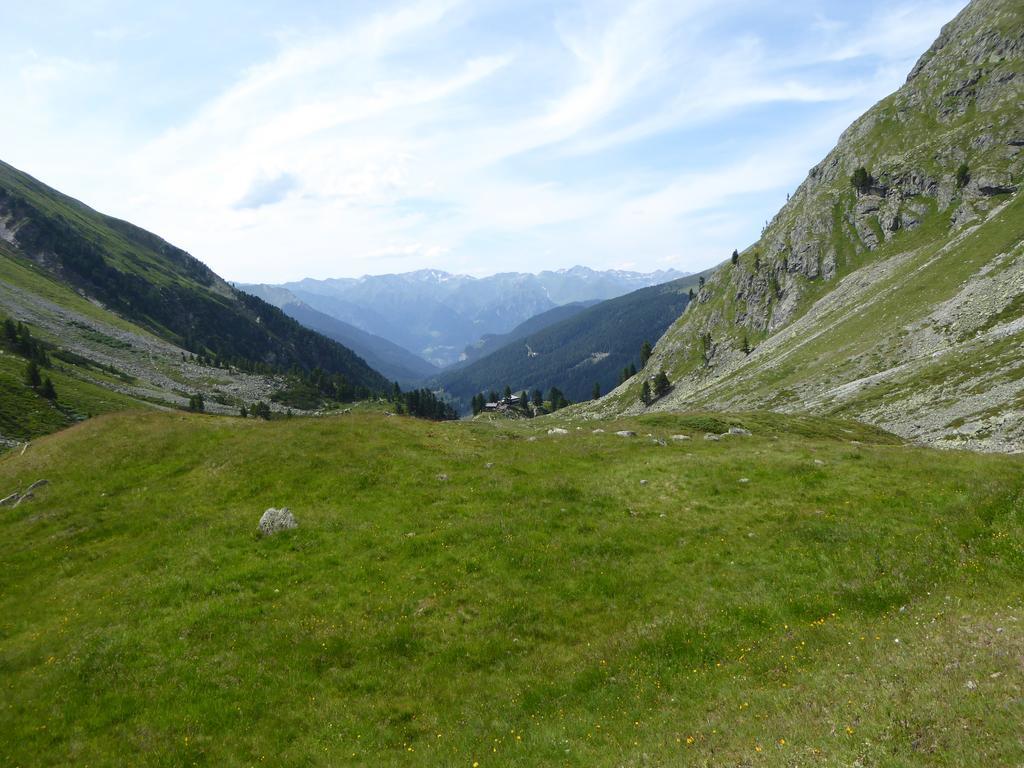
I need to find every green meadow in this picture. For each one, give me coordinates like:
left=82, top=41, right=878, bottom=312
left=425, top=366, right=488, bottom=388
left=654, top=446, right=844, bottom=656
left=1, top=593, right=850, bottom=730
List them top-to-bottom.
left=1, top=409, right=1021, bottom=766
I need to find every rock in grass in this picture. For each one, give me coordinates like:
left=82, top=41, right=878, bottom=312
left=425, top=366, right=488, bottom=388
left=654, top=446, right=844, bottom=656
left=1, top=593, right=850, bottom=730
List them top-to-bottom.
left=728, top=427, right=752, bottom=436
left=548, top=428, right=569, bottom=435
left=592, top=429, right=606, bottom=434
left=616, top=431, right=636, bottom=437
left=704, top=433, right=721, bottom=441
left=671, top=434, right=690, bottom=441
left=259, top=507, right=298, bottom=536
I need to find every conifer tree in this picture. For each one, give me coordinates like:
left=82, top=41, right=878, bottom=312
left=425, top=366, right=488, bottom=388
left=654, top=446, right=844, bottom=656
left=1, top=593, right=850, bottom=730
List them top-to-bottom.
left=639, top=340, right=652, bottom=368
left=25, top=360, right=41, bottom=388
left=653, top=369, right=670, bottom=398
left=40, top=377, right=56, bottom=400
left=640, top=380, right=651, bottom=405
left=592, top=382, right=601, bottom=400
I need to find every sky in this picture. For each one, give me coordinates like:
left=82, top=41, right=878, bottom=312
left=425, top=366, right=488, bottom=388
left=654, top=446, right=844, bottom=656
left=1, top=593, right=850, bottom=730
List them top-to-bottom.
left=0, top=0, right=968, bottom=283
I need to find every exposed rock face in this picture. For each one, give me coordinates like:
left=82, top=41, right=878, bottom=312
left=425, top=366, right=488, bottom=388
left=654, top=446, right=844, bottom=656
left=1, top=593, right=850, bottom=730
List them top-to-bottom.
left=590, top=0, right=1024, bottom=454
left=258, top=508, right=297, bottom=536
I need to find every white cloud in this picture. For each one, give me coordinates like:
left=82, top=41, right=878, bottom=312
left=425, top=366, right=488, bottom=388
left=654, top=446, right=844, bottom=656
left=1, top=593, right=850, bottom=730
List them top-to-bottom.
left=0, top=0, right=970, bottom=282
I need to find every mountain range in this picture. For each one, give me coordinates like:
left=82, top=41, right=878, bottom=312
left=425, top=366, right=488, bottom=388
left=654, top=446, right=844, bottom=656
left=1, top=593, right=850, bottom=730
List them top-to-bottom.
left=243, top=266, right=689, bottom=368
left=433, top=273, right=706, bottom=407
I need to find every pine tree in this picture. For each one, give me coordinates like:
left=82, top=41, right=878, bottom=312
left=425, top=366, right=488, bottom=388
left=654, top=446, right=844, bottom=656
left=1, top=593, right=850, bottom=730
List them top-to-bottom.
left=956, top=162, right=970, bottom=189
left=851, top=166, right=872, bottom=193
left=731, top=249, right=739, bottom=265
left=688, top=288, right=695, bottom=300
left=701, top=332, right=713, bottom=366
left=741, top=334, right=751, bottom=355
left=639, top=340, right=652, bottom=368
left=25, top=360, right=41, bottom=388
left=629, top=363, right=637, bottom=377
left=653, top=369, right=671, bottom=398
left=40, top=377, right=56, bottom=400
left=640, top=381, right=651, bottom=405
left=592, top=382, right=601, bottom=400
left=504, top=385, right=512, bottom=400
left=549, top=387, right=567, bottom=411
left=532, top=389, right=543, bottom=408
left=519, top=391, right=529, bottom=410
left=188, top=392, right=205, bottom=412
left=239, top=404, right=248, bottom=418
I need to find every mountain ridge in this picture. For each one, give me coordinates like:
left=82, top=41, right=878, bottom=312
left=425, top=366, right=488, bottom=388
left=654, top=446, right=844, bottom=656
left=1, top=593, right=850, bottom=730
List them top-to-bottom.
left=589, top=0, right=1024, bottom=453
left=254, top=266, right=691, bottom=367
left=433, top=272, right=707, bottom=408
left=239, top=283, right=439, bottom=385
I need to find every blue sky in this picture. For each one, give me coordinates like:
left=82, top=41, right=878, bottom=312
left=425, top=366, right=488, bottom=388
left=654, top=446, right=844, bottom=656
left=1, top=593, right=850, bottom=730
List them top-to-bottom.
left=1, top=0, right=967, bottom=282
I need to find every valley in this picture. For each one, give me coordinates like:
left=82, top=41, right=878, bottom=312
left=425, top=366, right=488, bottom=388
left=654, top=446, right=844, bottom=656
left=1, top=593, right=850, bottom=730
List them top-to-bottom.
left=0, top=1, right=1022, bottom=766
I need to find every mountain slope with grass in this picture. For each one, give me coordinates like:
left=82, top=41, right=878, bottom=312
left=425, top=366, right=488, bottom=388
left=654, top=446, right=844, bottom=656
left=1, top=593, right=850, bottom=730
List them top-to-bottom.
left=593, top=0, right=1024, bottom=453
left=0, top=161, right=388, bottom=441
left=434, top=272, right=706, bottom=407
left=239, top=284, right=438, bottom=386
left=454, top=299, right=600, bottom=367
left=1, top=408, right=1021, bottom=766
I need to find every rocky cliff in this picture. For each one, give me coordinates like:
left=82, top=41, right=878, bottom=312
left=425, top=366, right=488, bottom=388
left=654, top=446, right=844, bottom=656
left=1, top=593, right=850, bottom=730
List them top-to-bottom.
left=591, top=0, right=1024, bottom=452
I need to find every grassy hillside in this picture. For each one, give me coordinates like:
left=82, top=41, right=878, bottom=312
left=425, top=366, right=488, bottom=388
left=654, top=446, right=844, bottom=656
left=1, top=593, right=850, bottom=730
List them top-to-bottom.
left=596, top=0, right=1024, bottom=451
left=0, top=159, right=387, bottom=389
left=435, top=273, right=706, bottom=407
left=455, top=300, right=600, bottom=367
left=1, top=409, right=1021, bottom=766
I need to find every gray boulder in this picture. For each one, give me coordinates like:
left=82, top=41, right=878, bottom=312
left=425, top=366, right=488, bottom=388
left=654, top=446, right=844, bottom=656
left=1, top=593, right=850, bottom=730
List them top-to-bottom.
left=728, top=427, right=752, bottom=436
left=547, top=428, right=569, bottom=436
left=616, top=430, right=636, bottom=437
left=704, top=433, right=721, bottom=441
left=670, top=434, right=690, bottom=441
left=259, top=507, right=298, bottom=536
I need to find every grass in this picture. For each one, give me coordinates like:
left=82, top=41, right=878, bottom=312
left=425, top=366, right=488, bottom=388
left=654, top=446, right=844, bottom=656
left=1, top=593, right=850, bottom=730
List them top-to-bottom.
left=0, top=348, right=149, bottom=441
left=1, top=409, right=1021, bottom=766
